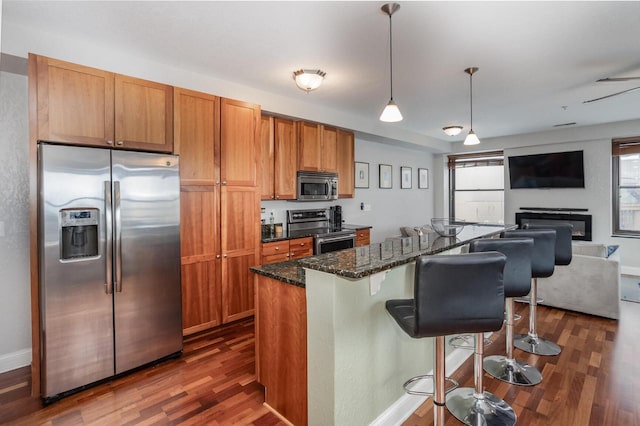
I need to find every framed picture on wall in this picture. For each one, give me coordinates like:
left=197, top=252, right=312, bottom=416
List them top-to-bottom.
left=354, top=162, right=369, bottom=188
left=379, top=164, right=392, bottom=189
left=401, top=166, right=412, bottom=189
left=418, top=168, right=429, bottom=189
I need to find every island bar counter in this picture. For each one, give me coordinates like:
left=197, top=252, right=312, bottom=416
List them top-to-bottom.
left=251, top=224, right=516, bottom=426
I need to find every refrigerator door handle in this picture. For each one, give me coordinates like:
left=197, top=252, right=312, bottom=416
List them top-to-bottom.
left=104, top=181, right=113, bottom=294
left=114, top=181, right=123, bottom=293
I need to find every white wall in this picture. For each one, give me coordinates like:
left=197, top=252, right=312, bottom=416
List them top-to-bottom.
left=0, top=71, right=31, bottom=372
left=442, top=119, right=640, bottom=269
left=261, top=137, right=435, bottom=243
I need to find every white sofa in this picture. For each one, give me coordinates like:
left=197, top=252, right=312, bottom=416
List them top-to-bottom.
left=537, top=242, right=621, bottom=319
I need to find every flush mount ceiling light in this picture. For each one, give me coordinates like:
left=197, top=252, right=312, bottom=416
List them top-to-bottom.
left=379, top=3, right=402, bottom=123
left=464, top=67, right=480, bottom=146
left=293, top=69, right=326, bottom=92
left=443, top=125, right=463, bottom=137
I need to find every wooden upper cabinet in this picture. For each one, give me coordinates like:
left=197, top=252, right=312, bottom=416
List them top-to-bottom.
left=32, top=54, right=173, bottom=152
left=34, top=55, right=115, bottom=147
left=115, top=74, right=173, bottom=152
left=174, top=88, right=219, bottom=185
left=220, top=98, right=261, bottom=187
left=260, top=116, right=275, bottom=200
left=274, top=118, right=297, bottom=200
left=297, top=121, right=322, bottom=172
left=297, top=121, right=338, bottom=173
left=321, top=125, right=338, bottom=173
left=337, top=129, right=355, bottom=198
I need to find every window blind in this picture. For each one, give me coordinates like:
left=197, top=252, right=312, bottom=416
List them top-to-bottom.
left=612, top=136, right=640, bottom=156
left=447, top=150, right=504, bottom=169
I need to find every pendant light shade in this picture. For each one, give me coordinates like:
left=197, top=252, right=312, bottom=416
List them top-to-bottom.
left=379, top=3, right=402, bottom=123
left=464, top=67, right=480, bottom=146
left=380, top=99, right=403, bottom=122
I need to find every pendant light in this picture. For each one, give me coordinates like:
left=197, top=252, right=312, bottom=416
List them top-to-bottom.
left=379, top=3, right=402, bottom=123
left=464, top=67, right=480, bottom=145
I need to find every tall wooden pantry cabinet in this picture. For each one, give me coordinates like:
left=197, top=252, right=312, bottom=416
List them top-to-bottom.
left=175, top=89, right=260, bottom=335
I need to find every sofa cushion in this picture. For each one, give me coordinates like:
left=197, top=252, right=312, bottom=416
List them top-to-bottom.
left=571, top=242, right=608, bottom=258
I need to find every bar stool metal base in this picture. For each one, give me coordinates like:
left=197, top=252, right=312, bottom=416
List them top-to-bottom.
left=514, top=333, right=561, bottom=356
left=483, top=355, right=543, bottom=386
left=446, top=388, right=517, bottom=426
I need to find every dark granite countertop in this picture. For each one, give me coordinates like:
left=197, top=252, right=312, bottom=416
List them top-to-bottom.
left=252, top=224, right=516, bottom=286
left=342, top=224, right=372, bottom=230
left=250, top=259, right=306, bottom=287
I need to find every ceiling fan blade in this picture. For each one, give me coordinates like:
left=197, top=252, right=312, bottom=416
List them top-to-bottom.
left=596, top=77, right=640, bottom=82
left=583, top=86, right=640, bottom=103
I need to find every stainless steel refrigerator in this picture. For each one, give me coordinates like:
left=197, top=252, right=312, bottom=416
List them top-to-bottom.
left=38, top=143, right=182, bottom=401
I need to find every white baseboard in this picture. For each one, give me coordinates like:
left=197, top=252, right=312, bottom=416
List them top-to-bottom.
left=370, top=346, right=475, bottom=426
left=0, top=348, right=32, bottom=374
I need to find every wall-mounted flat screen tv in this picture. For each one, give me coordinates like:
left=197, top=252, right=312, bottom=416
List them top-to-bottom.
left=508, top=150, right=585, bottom=189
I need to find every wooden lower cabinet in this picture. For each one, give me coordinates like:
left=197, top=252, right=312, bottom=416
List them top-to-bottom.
left=221, top=186, right=260, bottom=323
left=355, top=228, right=371, bottom=247
left=261, top=237, right=313, bottom=265
left=289, top=237, right=313, bottom=259
left=222, top=252, right=257, bottom=323
left=181, top=258, right=222, bottom=335
left=256, top=275, right=307, bottom=426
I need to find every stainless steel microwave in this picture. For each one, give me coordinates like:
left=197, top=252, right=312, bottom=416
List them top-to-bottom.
left=296, top=171, right=338, bottom=201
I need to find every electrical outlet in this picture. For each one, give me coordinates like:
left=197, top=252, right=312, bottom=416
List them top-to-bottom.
left=363, top=204, right=372, bottom=212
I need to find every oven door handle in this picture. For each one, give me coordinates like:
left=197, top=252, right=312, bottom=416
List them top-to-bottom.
left=316, top=233, right=356, bottom=244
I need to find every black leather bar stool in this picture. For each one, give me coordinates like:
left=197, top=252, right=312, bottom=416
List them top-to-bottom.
left=523, top=223, right=573, bottom=266
left=502, top=229, right=560, bottom=356
left=469, top=238, right=543, bottom=386
left=386, top=252, right=516, bottom=426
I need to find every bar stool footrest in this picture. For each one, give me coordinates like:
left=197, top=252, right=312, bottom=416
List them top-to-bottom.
left=448, top=334, right=493, bottom=349
left=403, top=374, right=459, bottom=396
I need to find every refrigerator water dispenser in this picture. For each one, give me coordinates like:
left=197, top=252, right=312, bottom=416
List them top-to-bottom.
left=60, top=209, right=99, bottom=260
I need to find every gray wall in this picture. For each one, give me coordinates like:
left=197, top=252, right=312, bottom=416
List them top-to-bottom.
left=0, top=71, right=31, bottom=372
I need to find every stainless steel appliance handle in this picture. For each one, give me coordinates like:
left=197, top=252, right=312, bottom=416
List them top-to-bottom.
left=104, top=181, right=113, bottom=294
left=114, top=181, right=123, bottom=292
left=325, top=182, right=329, bottom=196
left=316, top=233, right=356, bottom=244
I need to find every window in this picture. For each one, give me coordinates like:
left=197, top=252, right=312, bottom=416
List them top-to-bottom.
left=613, top=137, right=640, bottom=236
left=448, top=151, right=504, bottom=224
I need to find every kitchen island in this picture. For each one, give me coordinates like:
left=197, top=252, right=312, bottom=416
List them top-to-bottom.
left=251, top=224, right=515, bottom=426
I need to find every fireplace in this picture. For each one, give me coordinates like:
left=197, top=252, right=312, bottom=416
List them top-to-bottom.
left=515, top=209, right=592, bottom=241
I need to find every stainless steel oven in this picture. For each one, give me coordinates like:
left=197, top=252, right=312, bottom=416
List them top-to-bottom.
left=296, top=171, right=338, bottom=201
left=287, top=208, right=355, bottom=255
left=315, top=232, right=356, bottom=254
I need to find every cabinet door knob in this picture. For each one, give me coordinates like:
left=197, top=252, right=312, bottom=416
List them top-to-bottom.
left=106, top=140, right=114, bottom=145
left=116, top=140, right=124, bottom=146
left=222, top=181, right=227, bottom=185
left=275, top=247, right=279, bottom=250
left=216, top=254, right=221, bottom=259
left=223, top=254, right=228, bottom=258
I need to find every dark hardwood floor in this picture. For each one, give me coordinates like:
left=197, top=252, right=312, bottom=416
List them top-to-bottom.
left=1, top=301, right=639, bottom=425
left=403, top=301, right=640, bottom=426
left=0, top=319, right=285, bottom=425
